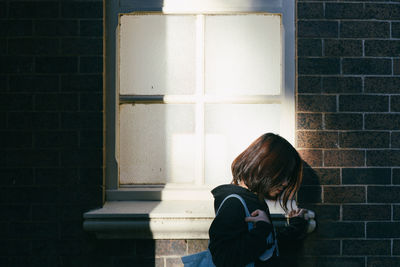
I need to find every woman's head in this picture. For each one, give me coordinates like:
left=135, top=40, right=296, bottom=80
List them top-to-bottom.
left=231, top=133, right=303, bottom=212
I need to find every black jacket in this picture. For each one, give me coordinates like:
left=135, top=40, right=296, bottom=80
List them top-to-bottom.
left=208, top=184, right=307, bottom=267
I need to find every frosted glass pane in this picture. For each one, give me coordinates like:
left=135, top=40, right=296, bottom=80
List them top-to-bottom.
left=205, top=14, right=282, bottom=95
left=120, top=15, right=196, bottom=95
left=119, top=104, right=196, bottom=184
left=204, top=104, right=281, bottom=185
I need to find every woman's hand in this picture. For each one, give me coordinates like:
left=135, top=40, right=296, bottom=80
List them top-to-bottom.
left=245, top=209, right=271, bottom=225
left=287, top=209, right=307, bottom=218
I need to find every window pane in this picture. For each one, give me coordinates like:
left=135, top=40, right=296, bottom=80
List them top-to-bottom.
left=205, top=14, right=282, bottom=95
left=119, top=15, right=197, bottom=95
left=119, top=104, right=196, bottom=184
left=204, top=104, right=281, bottom=185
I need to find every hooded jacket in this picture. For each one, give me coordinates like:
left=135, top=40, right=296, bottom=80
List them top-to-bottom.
left=208, top=184, right=307, bottom=267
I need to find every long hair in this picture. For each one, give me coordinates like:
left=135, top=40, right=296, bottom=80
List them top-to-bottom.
left=231, top=133, right=303, bottom=212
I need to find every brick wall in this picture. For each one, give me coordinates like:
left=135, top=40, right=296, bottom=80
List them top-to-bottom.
left=2, top=0, right=400, bottom=267
left=297, top=1, right=400, bottom=266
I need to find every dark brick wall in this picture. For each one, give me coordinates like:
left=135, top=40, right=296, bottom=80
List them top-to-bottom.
left=2, top=0, right=400, bottom=267
left=297, top=1, right=400, bottom=266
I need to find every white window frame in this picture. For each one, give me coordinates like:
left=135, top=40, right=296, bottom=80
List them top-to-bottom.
left=83, top=0, right=295, bottom=239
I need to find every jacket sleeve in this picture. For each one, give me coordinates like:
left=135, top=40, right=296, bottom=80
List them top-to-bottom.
left=208, top=198, right=273, bottom=267
left=276, top=216, right=308, bottom=245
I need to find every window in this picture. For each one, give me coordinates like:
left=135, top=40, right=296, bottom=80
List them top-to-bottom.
left=84, top=0, right=295, bottom=239
left=118, top=13, right=288, bottom=187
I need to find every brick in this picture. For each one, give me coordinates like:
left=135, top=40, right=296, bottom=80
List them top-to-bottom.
left=0, top=2, right=5, bottom=18
left=9, top=2, right=59, bottom=19
left=62, top=2, right=102, bottom=19
left=298, top=3, right=324, bottom=19
left=325, top=3, right=365, bottom=19
left=365, top=3, right=400, bottom=20
left=0, top=20, right=32, bottom=37
left=35, top=20, right=78, bottom=37
left=80, top=20, right=103, bottom=37
left=298, top=21, right=338, bottom=38
left=340, top=21, right=389, bottom=38
left=393, top=22, right=400, bottom=38
left=8, top=38, right=59, bottom=55
left=61, top=38, right=102, bottom=55
left=0, top=39, right=6, bottom=55
left=298, top=39, right=322, bottom=57
left=325, top=39, right=362, bottom=57
left=365, top=40, right=400, bottom=57
left=0, top=56, right=33, bottom=74
left=80, top=56, right=103, bottom=73
left=36, top=57, right=77, bottom=74
left=298, top=58, right=340, bottom=75
left=342, top=59, right=391, bottom=75
left=395, top=59, right=400, bottom=75
left=9, top=75, right=59, bottom=92
left=61, top=75, right=102, bottom=92
left=0, top=76, right=6, bottom=91
left=298, top=76, right=321, bottom=94
left=322, top=77, right=362, bottom=94
left=365, top=77, right=400, bottom=94
left=0, top=93, right=32, bottom=111
left=35, top=93, right=78, bottom=111
left=80, top=93, right=103, bottom=111
left=298, top=95, right=336, bottom=112
left=340, top=95, right=388, bottom=112
left=391, top=96, right=400, bottom=112
left=7, top=112, right=59, bottom=130
left=61, top=112, right=102, bottom=130
left=297, top=113, right=322, bottom=130
left=325, top=113, right=363, bottom=130
left=365, top=114, right=400, bottom=130
left=80, top=130, right=102, bottom=148
left=0, top=131, right=32, bottom=149
left=34, top=131, right=79, bottom=148
left=297, top=131, right=338, bottom=148
left=340, top=132, right=389, bottom=149
left=60, top=149, right=102, bottom=167
left=298, top=149, right=323, bottom=167
left=6, top=150, right=59, bottom=167
left=324, top=150, right=365, bottom=167
left=367, top=150, right=400, bottom=166
left=302, top=167, right=340, bottom=185
left=0, top=168, right=33, bottom=185
left=35, top=168, right=79, bottom=185
left=79, top=168, right=102, bottom=185
left=343, top=168, right=391, bottom=184
left=394, top=169, right=400, bottom=184
left=57, top=185, right=101, bottom=205
left=297, top=185, right=322, bottom=204
left=324, top=186, right=365, bottom=203
left=368, top=186, right=400, bottom=203
left=300, top=204, right=340, bottom=220
left=0, top=205, right=31, bottom=221
left=32, top=205, right=59, bottom=221
left=343, top=205, right=391, bottom=221
left=395, top=205, right=400, bottom=220
left=11, top=222, right=58, bottom=238
left=317, top=222, right=364, bottom=238
left=367, top=222, right=400, bottom=238
left=32, top=239, right=83, bottom=257
left=302, top=239, right=340, bottom=256
left=0, top=240, right=31, bottom=256
left=155, top=240, right=186, bottom=256
left=188, top=240, right=208, bottom=254
left=343, top=240, right=390, bottom=255
left=394, top=240, right=400, bottom=255
left=299, top=257, right=365, bottom=267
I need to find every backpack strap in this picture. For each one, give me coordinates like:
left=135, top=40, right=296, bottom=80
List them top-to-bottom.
left=216, top=194, right=253, bottom=231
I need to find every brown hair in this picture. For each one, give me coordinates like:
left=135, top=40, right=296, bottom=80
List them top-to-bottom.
left=231, top=133, right=303, bottom=212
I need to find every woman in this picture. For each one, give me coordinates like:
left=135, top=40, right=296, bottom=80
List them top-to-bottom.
left=208, top=133, right=308, bottom=267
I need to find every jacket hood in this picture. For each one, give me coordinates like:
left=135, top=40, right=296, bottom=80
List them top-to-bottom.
left=211, top=184, right=261, bottom=212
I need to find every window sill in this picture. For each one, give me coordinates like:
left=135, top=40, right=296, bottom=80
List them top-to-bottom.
left=83, top=199, right=288, bottom=239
